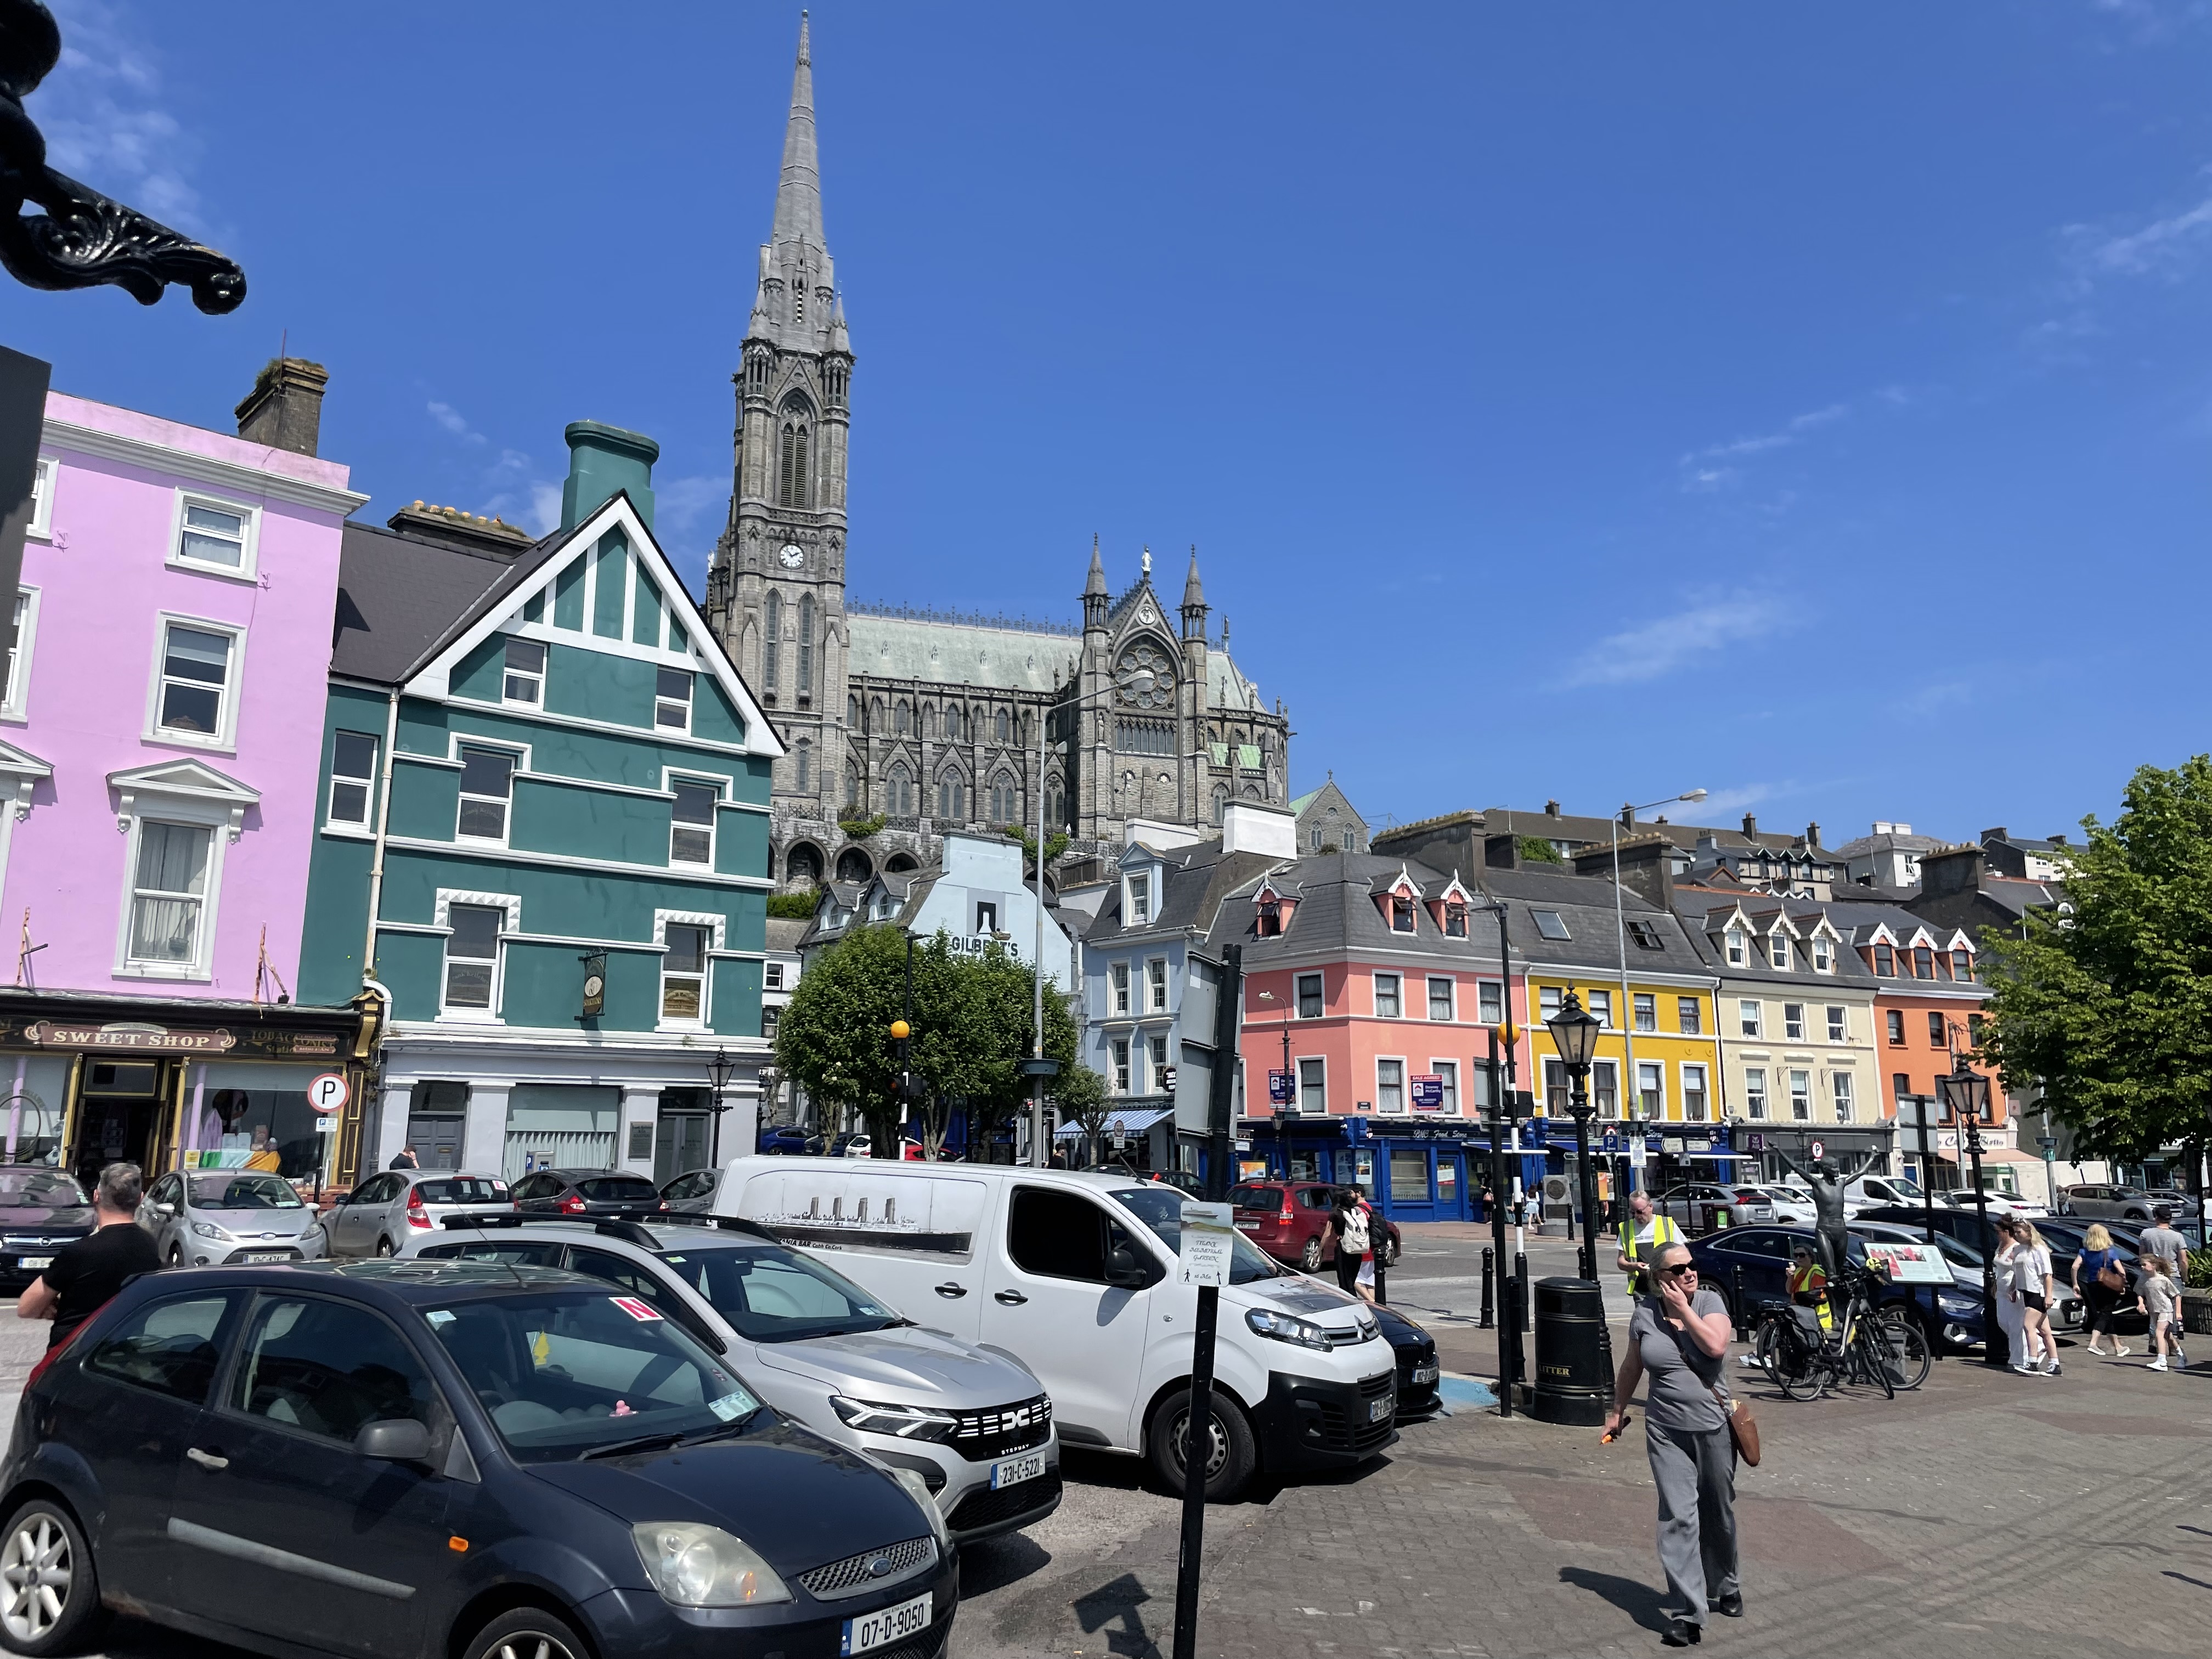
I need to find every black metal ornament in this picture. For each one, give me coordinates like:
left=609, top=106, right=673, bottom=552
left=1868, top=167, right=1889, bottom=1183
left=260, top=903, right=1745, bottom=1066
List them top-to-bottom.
left=0, top=1, right=245, bottom=312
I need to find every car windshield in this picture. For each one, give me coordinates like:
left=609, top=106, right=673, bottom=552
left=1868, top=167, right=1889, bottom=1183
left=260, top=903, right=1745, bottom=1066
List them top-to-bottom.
left=0, top=1169, right=86, bottom=1207
left=188, top=1174, right=303, bottom=1209
left=575, top=1177, right=660, bottom=1203
left=415, top=1178, right=508, bottom=1205
left=1226, top=1184, right=1282, bottom=1210
left=1111, top=1188, right=1283, bottom=1285
left=650, top=1240, right=903, bottom=1342
left=421, top=1289, right=763, bottom=1460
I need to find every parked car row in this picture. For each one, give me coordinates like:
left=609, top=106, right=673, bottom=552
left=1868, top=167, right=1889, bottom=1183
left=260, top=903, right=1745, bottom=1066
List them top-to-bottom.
left=1227, top=1180, right=1404, bottom=1271
left=2058, top=1183, right=2202, bottom=1222
left=1686, top=1222, right=1997, bottom=1351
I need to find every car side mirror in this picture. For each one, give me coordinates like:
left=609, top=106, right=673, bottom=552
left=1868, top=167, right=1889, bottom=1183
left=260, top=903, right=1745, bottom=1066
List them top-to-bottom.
left=1103, top=1244, right=1157, bottom=1290
left=354, top=1418, right=432, bottom=1463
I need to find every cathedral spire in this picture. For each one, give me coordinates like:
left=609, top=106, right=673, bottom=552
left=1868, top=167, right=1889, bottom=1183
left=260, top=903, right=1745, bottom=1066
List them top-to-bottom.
left=772, top=13, right=825, bottom=253
left=1084, top=535, right=1108, bottom=597
left=1182, top=546, right=1205, bottom=609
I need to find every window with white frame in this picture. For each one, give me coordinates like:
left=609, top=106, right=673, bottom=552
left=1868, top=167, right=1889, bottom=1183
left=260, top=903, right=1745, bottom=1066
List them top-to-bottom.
left=26, top=458, right=52, bottom=539
left=172, top=496, right=253, bottom=575
left=2, top=588, right=37, bottom=716
left=152, top=620, right=239, bottom=743
left=503, top=638, right=546, bottom=706
left=655, top=668, right=693, bottom=732
left=327, top=731, right=379, bottom=826
left=456, top=746, right=517, bottom=842
left=670, top=778, right=718, bottom=865
left=126, top=821, right=213, bottom=968
left=1126, top=871, right=1152, bottom=926
left=1390, top=895, right=1416, bottom=933
left=442, top=905, right=504, bottom=1012
left=662, top=924, right=710, bottom=1024
left=1724, top=927, right=1746, bottom=966
left=1769, top=934, right=1791, bottom=969
left=1813, top=935, right=1833, bottom=973
left=1951, top=947, right=1972, bottom=981
left=1146, top=957, right=1167, bottom=1012
left=1110, top=961, right=1130, bottom=1015
left=764, top=962, right=785, bottom=991
left=1296, top=972, right=1324, bottom=1018
left=1374, top=972, right=1402, bottom=1018
left=1427, top=977, right=1454, bottom=1021
left=1478, top=980, right=1503, bottom=1024
left=1539, top=985, right=1562, bottom=1021
left=1588, top=989, right=1612, bottom=1028
left=1634, top=992, right=1656, bottom=1033
left=1678, top=996, right=1701, bottom=1035
left=1738, top=998, right=1761, bottom=1038
left=1784, top=1002, right=1805, bottom=1040
left=1826, top=1005, right=1847, bottom=1042
left=762, top=1006, right=778, bottom=1041
left=1148, top=1033, right=1169, bottom=1091
left=1111, top=1038, right=1131, bottom=1094
left=1297, top=1057, right=1326, bottom=1112
left=1542, top=1057, right=1568, bottom=1114
left=1376, top=1059, right=1404, bottom=1113
left=1592, top=1059, right=1618, bottom=1117
left=1434, top=1060, right=1458, bottom=1114
left=1637, top=1062, right=1662, bottom=1117
left=1682, top=1063, right=1709, bottom=1122
left=1743, top=1066, right=1769, bottom=1120
left=1788, top=1069, right=1812, bottom=1121
left=1831, top=1071, right=1855, bottom=1122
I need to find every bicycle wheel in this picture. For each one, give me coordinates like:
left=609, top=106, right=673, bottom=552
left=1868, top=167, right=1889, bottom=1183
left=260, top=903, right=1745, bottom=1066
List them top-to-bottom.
left=1876, top=1308, right=1933, bottom=1390
left=1851, top=1320, right=1895, bottom=1399
left=1774, top=1327, right=1830, bottom=1401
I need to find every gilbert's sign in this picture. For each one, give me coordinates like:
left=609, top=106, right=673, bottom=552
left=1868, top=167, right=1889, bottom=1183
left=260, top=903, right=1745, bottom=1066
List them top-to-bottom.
left=22, top=1022, right=237, bottom=1053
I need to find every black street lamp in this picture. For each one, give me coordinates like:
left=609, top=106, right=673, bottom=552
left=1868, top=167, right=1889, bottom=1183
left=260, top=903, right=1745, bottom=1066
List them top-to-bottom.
left=1546, top=989, right=1605, bottom=1284
left=704, top=1045, right=738, bottom=1165
left=1938, top=1058, right=2006, bottom=1370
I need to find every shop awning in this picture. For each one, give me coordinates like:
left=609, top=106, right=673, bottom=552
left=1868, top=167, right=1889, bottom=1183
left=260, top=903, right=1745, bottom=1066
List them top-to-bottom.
left=1056, top=1107, right=1174, bottom=1140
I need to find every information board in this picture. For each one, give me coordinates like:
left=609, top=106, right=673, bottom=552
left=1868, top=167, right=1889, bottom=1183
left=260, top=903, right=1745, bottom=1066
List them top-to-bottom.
left=1178, top=1201, right=1234, bottom=1287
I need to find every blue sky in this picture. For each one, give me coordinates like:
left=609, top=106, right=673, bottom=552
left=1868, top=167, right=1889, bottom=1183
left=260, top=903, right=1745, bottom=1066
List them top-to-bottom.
left=7, top=2, right=2208, bottom=849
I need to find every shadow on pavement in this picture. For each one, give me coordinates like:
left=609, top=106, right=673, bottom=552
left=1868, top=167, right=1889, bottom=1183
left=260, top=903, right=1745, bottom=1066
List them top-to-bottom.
left=957, top=1528, right=1053, bottom=1596
left=1558, top=1565, right=1672, bottom=1633
left=1071, top=1570, right=1162, bottom=1658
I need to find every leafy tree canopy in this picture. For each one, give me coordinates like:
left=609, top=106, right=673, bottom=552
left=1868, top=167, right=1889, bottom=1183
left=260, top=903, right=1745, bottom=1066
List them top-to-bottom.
left=1979, top=756, right=2212, bottom=1161
left=1001, top=823, right=1073, bottom=876
left=1517, top=835, right=1564, bottom=865
left=765, top=890, right=820, bottom=919
left=774, top=924, right=1083, bottom=1156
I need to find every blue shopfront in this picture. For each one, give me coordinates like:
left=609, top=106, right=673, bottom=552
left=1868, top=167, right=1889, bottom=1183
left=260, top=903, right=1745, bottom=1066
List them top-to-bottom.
left=1237, top=1114, right=1555, bottom=1225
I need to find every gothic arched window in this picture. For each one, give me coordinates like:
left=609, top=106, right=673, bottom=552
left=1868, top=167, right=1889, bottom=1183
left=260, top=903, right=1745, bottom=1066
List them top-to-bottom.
left=778, top=421, right=810, bottom=507
left=763, top=594, right=782, bottom=693
left=797, top=594, right=815, bottom=695
left=848, top=693, right=859, bottom=729
left=871, top=697, right=885, bottom=731
left=894, top=699, right=910, bottom=735
left=945, top=704, right=962, bottom=742
left=921, top=706, right=935, bottom=740
left=996, top=709, right=1010, bottom=744
left=794, top=739, right=811, bottom=792
left=844, top=761, right=860, bottom=810
left=887, top=764, right=912, bottom=815
left=990, top=775, right=1018, bottom=823
left=937, top=776, right=966, bottom=822
left=1212, top=787, right=1227, bottom=825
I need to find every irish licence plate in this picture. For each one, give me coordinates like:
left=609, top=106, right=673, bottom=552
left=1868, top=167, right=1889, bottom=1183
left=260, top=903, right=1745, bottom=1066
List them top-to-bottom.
left=239, top=1250, right=290, bottom=1263
left=14, top=1255, right=50, bottom=1270
left=1411, top=1364, right=1439, bottom=1385
left=1367, top=1395, right=1392, bottom=1424
left=990, top=1452, right=1046, bottom=1489
left=842, top=1592, right=931, bottom=1656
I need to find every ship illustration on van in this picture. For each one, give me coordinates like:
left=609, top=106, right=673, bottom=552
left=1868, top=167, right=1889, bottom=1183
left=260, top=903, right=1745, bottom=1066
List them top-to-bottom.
left=746, top=1166, right=987, bottom=1261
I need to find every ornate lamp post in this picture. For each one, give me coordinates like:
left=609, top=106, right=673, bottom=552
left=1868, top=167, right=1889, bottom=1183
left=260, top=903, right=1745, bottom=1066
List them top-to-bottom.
left=1546, top=989, right=1605, bottom=1283
left=704, top=1046, right=738, bottom=1165
left=1939, top=1057, right=2006, bottom=1369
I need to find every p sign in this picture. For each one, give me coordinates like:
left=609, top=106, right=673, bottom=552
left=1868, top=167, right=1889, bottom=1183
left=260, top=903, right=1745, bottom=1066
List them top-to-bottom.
left=307, top=1072, right=350, bottom=1116
left=1808, top=1138, right=1826, bottom=1163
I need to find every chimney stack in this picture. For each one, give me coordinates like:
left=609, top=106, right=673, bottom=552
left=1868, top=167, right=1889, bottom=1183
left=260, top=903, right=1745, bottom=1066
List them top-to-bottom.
left=235, top=357, right=329, bottom=456
left=561, top=420, right=659, bottom=531
left=1544, top=799, right=1562, bottom=816
left=1742, top=814, right=1758, bottom=837
left=1805, top=821, right=1821, bottom=848
left=1982, top=827, right=2008, bottom=844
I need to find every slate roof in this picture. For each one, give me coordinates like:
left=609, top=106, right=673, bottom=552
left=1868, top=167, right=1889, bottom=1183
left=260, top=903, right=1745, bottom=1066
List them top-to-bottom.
left=330, top=518, right=562, bottom=685
left=1831, top=827, right=1948, bottom=858
left=1085, top=838, right=1285, bottom=946
left=1671, top=882, right=1879, bottom=991
left=764, top=917, right=810, bottom=955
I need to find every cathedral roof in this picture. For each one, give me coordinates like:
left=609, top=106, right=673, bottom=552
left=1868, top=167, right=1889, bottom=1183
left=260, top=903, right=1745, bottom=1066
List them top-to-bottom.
left=848, top=610, right=1081, bottom=696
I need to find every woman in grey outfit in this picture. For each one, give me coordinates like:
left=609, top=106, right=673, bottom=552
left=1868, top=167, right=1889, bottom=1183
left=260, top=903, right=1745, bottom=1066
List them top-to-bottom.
left=1603, top=1240, right=1741, bottom=1646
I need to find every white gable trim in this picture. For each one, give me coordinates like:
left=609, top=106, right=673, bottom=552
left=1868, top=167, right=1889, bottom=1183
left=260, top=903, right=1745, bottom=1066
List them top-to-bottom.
left=405, top=494, right=782, bottom=758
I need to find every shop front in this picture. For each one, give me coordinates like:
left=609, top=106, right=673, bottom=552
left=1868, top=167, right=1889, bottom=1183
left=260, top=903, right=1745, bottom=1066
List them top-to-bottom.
left=0, top=990, right=379, bottom=1190
left=1236, top=1113, right=1548, bottom=1225
left=1741, top=1121, right=1899, bottom=1184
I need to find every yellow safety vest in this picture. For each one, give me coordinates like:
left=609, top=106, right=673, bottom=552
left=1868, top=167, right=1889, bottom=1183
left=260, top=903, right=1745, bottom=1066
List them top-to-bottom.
left=1618, top=1216, right=1681, bottom=1285
left=1790, top=1261, right=1834, bottom=1328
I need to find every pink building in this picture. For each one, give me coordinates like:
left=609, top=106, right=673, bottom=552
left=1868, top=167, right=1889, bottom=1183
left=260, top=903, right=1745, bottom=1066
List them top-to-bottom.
left=0, top=364, right=377, bottom=1187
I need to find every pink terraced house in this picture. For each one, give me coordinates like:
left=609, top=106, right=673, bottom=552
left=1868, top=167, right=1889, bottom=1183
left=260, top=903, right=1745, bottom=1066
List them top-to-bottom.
left=0, top=364, right=379, bottom=1186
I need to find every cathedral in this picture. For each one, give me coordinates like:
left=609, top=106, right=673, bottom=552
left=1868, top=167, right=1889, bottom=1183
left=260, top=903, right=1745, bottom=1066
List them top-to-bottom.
left=703, top=19, right=1291, bottom=891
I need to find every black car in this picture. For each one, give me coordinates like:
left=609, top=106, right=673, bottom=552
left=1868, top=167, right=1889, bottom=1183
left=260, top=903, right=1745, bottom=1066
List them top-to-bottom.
left=0, top=1166, right=93, bottom=1289
left=510, top=1167, right=666, bottom=1216
left=1854, top=1206, right=2131, bottom=1330
left=1686, top=1224, right=1993, bottom=1351
left=0, top=1259, right=956, bottom=1659
left=1372, top=1303, right=1441, bottom=1415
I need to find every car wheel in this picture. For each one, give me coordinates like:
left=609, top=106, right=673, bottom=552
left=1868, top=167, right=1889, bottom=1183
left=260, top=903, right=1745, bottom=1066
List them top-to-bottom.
left=1299, top=1236, right=1323, bottom=1272
left=375, top=1237, right=396, bottom=1257
left=166, top=1243, right=183, bottom=1267
left=1147, top=1387, right=1257, bottom=1502
left=0, top=1498, right=107, bottom=1657
left=461, top=1605, right=590, bottom=1659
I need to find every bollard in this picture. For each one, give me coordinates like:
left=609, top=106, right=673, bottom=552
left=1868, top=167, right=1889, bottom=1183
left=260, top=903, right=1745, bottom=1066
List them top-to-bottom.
left=1480, top=1246, right=1495, bottom=1329
left=1515, top=1250, right=1532, bottom=1333
left=1733, top=1265, right=1747, bottom=1339
left=1498, top=1269, right=1520, bottom=1418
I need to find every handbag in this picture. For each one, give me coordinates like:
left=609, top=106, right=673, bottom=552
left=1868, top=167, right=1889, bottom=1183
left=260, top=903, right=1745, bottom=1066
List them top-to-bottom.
left=2096, top=1257, right=2127, bottom=1294
left=1716, top=1388, right=1760, bottom=1468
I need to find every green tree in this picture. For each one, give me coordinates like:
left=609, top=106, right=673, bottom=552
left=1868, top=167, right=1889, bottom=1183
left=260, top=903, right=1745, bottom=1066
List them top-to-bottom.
left=1979, top=756, right=2212, bottom=1165
left=1001, top=823, right=1072, bottom=879
left=1517, top=835, right=1563, bottom=865
left=766, top=890, right=819, bottom=919
left=774, top=924, right=1082, bottom=1158
left=1048, top=1059, right=1113, bottom=1167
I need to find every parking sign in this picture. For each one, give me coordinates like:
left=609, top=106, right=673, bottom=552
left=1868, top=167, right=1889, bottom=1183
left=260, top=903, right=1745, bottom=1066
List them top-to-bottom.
left=307, top=1072, right=349, bottom=1115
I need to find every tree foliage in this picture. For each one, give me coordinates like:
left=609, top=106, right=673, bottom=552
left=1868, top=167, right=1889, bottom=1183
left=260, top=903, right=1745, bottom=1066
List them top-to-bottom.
left=1979, top=757, right=2212, bottom=1161
left=837, top=812, right=887, bottom=840
left=1001, top=823, right=1072, bottom=877
left=1517, top=835, right=1564, bottom=865
left=766, top=890, right=819, bottom=919
left=774, top=924, right=1084, bottom=1157
left=1051, top=1059, right=1114, bottom=1165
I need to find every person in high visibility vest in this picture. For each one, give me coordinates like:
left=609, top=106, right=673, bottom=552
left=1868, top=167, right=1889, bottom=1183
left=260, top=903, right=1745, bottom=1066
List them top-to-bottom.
left=1615, top=1191, right=1683, bottom=1295
left=1788, top=1245, right=1833, bottom=1330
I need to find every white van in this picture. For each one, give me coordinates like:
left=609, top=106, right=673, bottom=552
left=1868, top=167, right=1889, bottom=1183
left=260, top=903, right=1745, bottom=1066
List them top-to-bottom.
left=711, top=1157, right=1396, bottom=1499
left=1846, top=1174, right=1926, bottom=1211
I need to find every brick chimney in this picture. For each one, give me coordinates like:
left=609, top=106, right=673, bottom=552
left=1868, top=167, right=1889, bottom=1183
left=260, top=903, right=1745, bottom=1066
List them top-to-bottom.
left=235, top=357, right=329, bottom=456
left=1742, top=813, right=1758, bottom=837
left=1805, top=821, right=1821, bottom=848
left=1982, top=827, right=2008, bottom=844
left=1483, top=831, right=1522, bottom=871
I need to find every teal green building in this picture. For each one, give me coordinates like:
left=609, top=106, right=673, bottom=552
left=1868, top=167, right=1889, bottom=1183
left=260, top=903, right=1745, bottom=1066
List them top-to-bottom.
left=300, top=425, right=782, bottom=1184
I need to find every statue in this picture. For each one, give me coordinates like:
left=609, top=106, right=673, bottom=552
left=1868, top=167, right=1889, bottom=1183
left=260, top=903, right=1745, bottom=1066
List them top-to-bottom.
left=0, top=2, right=245, bottom=310
left=1773, top=1146, right=1881, bottom=1284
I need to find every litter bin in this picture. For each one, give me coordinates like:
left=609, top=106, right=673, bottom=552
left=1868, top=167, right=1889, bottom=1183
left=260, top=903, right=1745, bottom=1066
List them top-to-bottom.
left=1530, top=1276, right=1612, bottom=1426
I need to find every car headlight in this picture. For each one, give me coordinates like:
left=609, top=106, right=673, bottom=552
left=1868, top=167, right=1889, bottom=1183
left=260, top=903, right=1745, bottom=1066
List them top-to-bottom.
left=190, top=1220, right=231, bottom=1241
left=1937, top=1293, right=1979, bottom=1316
left=1246, top=1307, right=1333, bottom=1352
left=830, top=1396, right=961, bottom=1441
left=887, top=1466, right=947, bottom=1548
left=631, top=1522, right=791, bottom=1607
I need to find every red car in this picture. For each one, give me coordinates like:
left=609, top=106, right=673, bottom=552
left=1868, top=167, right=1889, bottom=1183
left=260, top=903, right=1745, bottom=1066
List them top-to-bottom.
left=1228, top=1180, right=1402, bottom=1271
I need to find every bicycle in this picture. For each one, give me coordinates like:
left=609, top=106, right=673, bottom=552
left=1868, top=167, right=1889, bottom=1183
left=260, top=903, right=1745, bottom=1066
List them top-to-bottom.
left=1752, top=1267, right=1931, bottom=1399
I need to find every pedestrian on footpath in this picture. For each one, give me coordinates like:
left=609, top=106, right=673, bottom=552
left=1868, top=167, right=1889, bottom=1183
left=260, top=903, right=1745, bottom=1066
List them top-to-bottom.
left=15, top=1161, right=163, bottom=1350
left=1327, top=1189, right=1367, bottom=1296
left=1615, top=1192, right=1684, bottom=1299
left=2137, top=1208, right=2191, bottom=1366
left=1992, top=1217, right=2029, bottom=1372
left=2014, top=1219, right=2059, bottom=1374
left=2073, top=1223, right=2131, bottom=1358
left=1603, top=1241, right=1741, bottom=1648
left=2140, top=1254, right=2180, bottom=1372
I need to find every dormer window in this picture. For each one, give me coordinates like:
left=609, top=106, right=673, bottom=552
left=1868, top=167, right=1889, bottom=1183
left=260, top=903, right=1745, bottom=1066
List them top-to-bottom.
left=1127, top=871, right=1152, bottom=926
left=1391, top=896, right=1416, bottom=933
left=1443, top=903, right=1468, bottom=939
left=1724, top=927, right=1746, bottom=966
left=1768, top=934, right=1790, bottom=970
left=1812, top=936, right=1833, bottom=973
left=1874, top=943, right=1895, bottom=976
left=1913, top=946, right=1934, bottom=979
left=1951, top=947, right=1972, bottom=981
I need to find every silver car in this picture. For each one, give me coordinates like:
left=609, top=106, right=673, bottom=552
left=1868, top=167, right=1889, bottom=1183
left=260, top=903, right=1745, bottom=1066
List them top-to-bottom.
left=325, top=1168, right=511, bottom=1256
left=139, top=1170, right=329, bottom=1266
left=2061, top=1183, right=2163, bottom=1222
left=408, top=1215, right=1061, bottom=1545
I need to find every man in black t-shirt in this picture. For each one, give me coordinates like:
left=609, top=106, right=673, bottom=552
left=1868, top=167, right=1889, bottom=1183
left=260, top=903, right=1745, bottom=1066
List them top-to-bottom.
left=16, top=1161, right=162, bottom=1349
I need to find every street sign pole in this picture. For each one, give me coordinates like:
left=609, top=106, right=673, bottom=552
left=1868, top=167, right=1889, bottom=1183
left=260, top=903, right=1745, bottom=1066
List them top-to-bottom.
left=1171, top=1202, right=1232, bottom=1659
